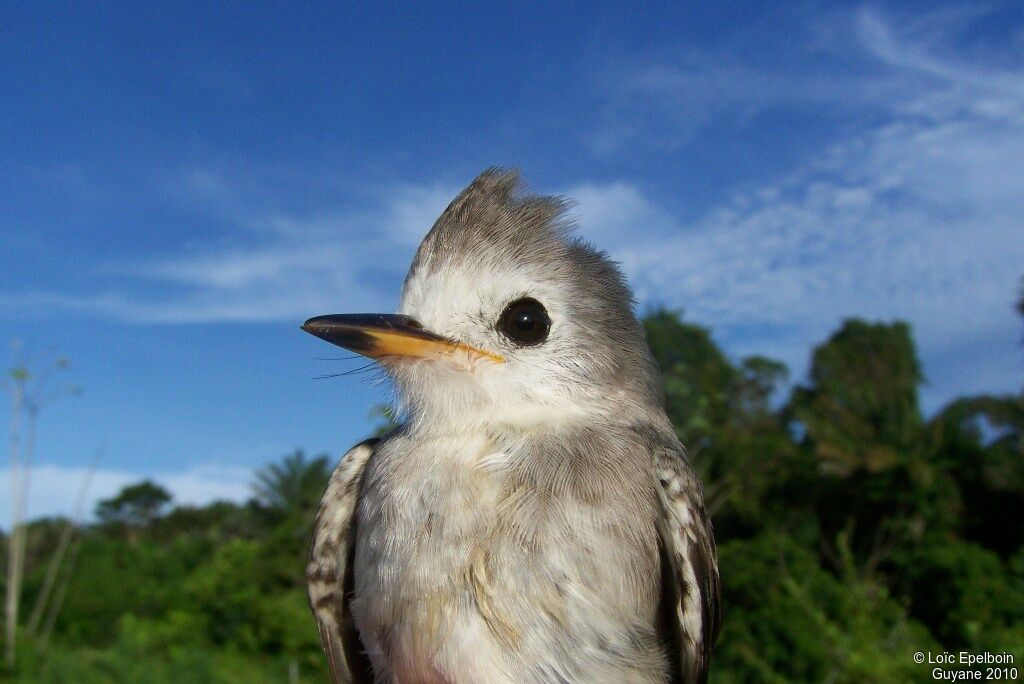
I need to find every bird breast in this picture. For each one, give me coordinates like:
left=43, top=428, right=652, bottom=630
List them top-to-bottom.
left=350, top=428, right=669, bottom=683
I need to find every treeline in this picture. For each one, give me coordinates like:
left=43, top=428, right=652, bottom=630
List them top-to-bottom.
left=1, top=310, right=1023, bottom=682
left=645, top=312, right=1023, bottom=681
left=2, top=451, right=336, bottom=682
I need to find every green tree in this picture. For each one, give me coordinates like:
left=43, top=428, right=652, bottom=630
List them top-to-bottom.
left=643, top=309, right=737, bottom=451
left=643, top=310, right=799, bottom=537
left=790, top=319, right=959, bottom=574
left=792, top=320, right=924, bottom=475
left=736, top=355, right=788, bottom=422
left=928, top=395, right=1024, bottom=555
left=251, top=451, right=331, bottom=519
left=251, top=451, right=334, bottom=574
left=95, top=481, right=172, bottom=529
left=152, top=500, right=265, bottom=544
left=712, top=532, right=937, bottom=683
left=890, top=540, right=1024, bottom=651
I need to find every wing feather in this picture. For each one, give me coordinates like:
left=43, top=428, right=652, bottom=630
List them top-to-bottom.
left=652, top=437, right=721, bottom=684
left=307, top=438, right=379, bottom=683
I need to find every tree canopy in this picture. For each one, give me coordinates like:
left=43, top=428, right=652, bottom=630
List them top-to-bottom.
left=95, top=481, right=172, bottom=529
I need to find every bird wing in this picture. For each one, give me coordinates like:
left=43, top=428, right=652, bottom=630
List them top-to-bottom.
left=652, top=436, right=722, bottom=684
left=307, top=437, right=379, bottom=683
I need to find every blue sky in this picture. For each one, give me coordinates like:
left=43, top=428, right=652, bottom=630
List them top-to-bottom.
left=2, top=2, right=1023, bottom=524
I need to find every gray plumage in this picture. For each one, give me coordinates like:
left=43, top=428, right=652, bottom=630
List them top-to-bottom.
left=305, top=169, right=720, bottom=683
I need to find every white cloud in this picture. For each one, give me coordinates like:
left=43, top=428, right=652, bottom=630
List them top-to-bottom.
left=570, top=6, right=1024, bottom=408
left=584, top=13, right=911, bottom=155
left=0, top=172, right=464, bottom=324
left=124, top=180, right=460, bottom=322
left=0, top=182, right=453, bottom=323
left=385, top=182, right=461, bottom=246
left=566, top=182, right=670, bottom=245
left=144, top=247, right=347, bottom=289
left=0, top=281, right=385, bottom=324
left=0, top=463, right=252, bottom=529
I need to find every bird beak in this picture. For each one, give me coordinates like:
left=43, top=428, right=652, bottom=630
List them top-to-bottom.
left=301, top=314, right=505, bottom=364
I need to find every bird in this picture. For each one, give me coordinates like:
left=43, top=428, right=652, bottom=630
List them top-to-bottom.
left=302, top=168, right=720, bottom=683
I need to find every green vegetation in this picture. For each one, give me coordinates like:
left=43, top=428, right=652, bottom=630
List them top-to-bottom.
left=2, top=310, right=1023, bottom=682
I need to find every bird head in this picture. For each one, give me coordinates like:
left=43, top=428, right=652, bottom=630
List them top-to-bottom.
left=303, top=168, right=661, bottom=433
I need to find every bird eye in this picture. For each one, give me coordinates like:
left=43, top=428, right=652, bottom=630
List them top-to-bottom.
left=497, top=298, right=550, bottom=346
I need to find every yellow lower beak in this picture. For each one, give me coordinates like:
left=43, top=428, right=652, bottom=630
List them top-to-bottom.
left=301, top=314, right=504, bottom=364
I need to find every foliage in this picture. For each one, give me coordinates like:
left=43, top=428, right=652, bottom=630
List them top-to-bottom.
left=3, top=308, right=1023, bottom=681
left=643, top=310, right=1023, bottom=680
left=252, top=450, right=331, bottom=519
left=95, top=481, right=172, bottom=529
left=713, top=533, right=938, bottom=683
left=889, top=541, right=1024, bottom=651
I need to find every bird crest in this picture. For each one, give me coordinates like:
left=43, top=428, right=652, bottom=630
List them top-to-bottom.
left=407, top=168, right=571, bottom=281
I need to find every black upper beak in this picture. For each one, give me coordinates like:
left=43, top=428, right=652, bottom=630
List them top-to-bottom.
left=301, top=314, right=504, bottom=363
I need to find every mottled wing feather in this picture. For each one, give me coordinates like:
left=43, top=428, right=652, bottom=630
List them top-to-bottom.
left=307, top=438, right=379, bottom=683
left=652, top=439, right=722, bottom=684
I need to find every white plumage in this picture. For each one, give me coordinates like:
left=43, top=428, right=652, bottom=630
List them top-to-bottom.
left=304, top=169, right=720, bottom=683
